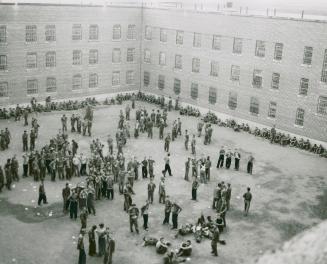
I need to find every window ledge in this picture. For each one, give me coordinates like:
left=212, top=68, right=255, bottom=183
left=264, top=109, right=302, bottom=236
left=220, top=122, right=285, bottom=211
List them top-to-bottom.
left=127, top=38, right=137, bottom=41
left=112, top=39, right=122, bottom=42
left=232, top=53, right=242, bottom=56
left=273, top=59, right=282, bottom=63
left=300, top=64, right=312, bottom=68
left=269, top=88, right=280, bottom=92
left=72, top=89, right=83, bottom=93
left=27, top=94, right=39, bottom=97
left=297, top=94, right=308, bottom=98
left=249, top=112, right=259, bottom=117
left=314, top=113, right=327, bottom=117
left=267, top=116, right=276, bottom=121
left=294, top=124, right=304, bottom=129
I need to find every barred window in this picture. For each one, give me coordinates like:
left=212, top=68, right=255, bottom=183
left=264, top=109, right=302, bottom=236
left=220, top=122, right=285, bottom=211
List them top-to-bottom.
left=72, top=24, right=82, bottom=40
left=89, top=24, right=98, bottom=40
left=112, top=24, right=121, bottom=40
left=127, top=24, right=137, bottom=40
left=26, top=25, right=37, bottom=42
left=45, top=25, right=56, bottom=42
left=0, top=26, right=6, bottom=43
left=145, top=26, right=152, bottom=40
left=160, top=28, right=167, bottom=42
left=176, top=30, right=183, bottom=45
left=193, top=33, right=201, bottom=48
left=212, top=35, right=221, bottom=50
left=233, top=37, right=242, bottom=54
left=255, top=40, right=265, bottom=58
left=274, top=43, right=283, bottom=61
left=303, top=46, right=313, bottom=65
left=112, top=48, right=121, bottom=63
left=127, top=48, right=135, bottom=62
left=89, top=49, right=98, bottom=65
left=144, top=49, right=151, bottom=63
left=321, top=49, right=327, bottom=83
left=72, top=50, right=82, bottom=65
left=45, top=52, right=56, bottom=68
left=159, top=52, right=166, bottom=66
left=26, top=53, right=37, bottom=69
left=0, top=55, right=7, bottom=70
left=175, top=55, right=182, bottom=69
left=192, top=58, right=200, bottom=73
left=210, top=61, right=219, bottom=77
left=230, top=65, right=240, bottom=82
left=252, top=69, right=263, bottom=88
left=126, top=70, right=135, bottom=85
left=112, top=71, right=120, bottom=86
left=144, top=71, right=150, bottom=86
left=89, top=73, right=98, bottom=88
left=271, top=73, right=280, bottom=90
left=72, top=74, right=82, bottom=90
left=158, top=75, right=165, bottom=89
left=46, top=77, right=56, bottom=93
left=174, top=78, right=181, bottom=95
left=299, top=78, right=309, bottom=96
left=27, top=79, right=38, bottom=94
left=0, top=82, right=8, bottom=97
left=190, top=83, right=198, bottom=100
left=209, top=87, right=217, bottom=104
left=228, top=91, right=237, bottom=110
left=317, top=96, right=327, bottom=115
left=250, top=97, right=259, bottom=115
left=268, top=101, right=277, bottom=118
left=295, top=108, right=305, bottom=126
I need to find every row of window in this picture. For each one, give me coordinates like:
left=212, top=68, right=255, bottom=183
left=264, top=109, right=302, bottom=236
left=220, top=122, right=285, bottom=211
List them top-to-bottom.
left=0, top=24, right=137, bottom=43
left=0, top=49, right=137, bottom=69
left=0, top=71, right=135, bottom=96
left=143, top=71, right=327, bottom=119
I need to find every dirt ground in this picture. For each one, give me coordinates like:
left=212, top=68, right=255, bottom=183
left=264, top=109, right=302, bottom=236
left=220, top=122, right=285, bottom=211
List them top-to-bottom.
left=0, top=101, right=326, bottom=264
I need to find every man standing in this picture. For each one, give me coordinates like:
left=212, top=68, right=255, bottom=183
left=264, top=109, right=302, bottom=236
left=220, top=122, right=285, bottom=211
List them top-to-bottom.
left=61, top=114, right=67, bottom=132
left=70, top=114, right=76, bottom=132
left=197, top=120, right=204, bottom=137
left=270, top=125, right=276, bottom=144
left=30, top=129, right=36, bottom=151
left=22, top=130, right=28, bottom=152
left=184, top=130, right=189, bottom=150
left=164, top=133, right=171, bottom=152
left=107, top=135, right=114, bottom=155
left=191, top=135, right=196, bottom=155
left=216, top=146, right=225, bottom=168
left=225, top=149, right=232, bottom=169
left=234, top=149, right=241, bottom=171
left=162, top=153, right=172, bottom=177
left=247, top=155, right=254, bottom=174
left=205, top=156, right=211, bottom=182
left=142, top=157, right=148, bottom=179
left=148, top=157, right=155, bottom=178
left=184, top=158, right=190, bottom=181
left=106, top=175, right=114, bottom=200
left=159, top=177, right=166, bottom=204
left=192, top=177, right=199, bottom=201
left=148, top=178, right=156, bottom=204
left=38, top=180, right=48, bottom=206
left=62, top=183, right=71, bottom=213
left=226, top=183, right=232, bottom=211
left=87, top=186, right=96, bottom=215
left=243, top=187, right=252, bottom=216
left=163, top=196, right=172, bottom=225
left=141, top=200, right=150, bottom=231
left=171, top=201, right=182, bottom=230
left=128, top=204, right=140, bottom=234
left=211, top=225, right=219, bottom=257
left=77, top=231, right=86, bottom=264
left=104, top=233, right=115, bottom=264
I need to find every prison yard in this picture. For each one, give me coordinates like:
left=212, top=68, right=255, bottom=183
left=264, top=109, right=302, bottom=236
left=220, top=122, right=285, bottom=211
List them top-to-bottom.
left=0, top=95, right=326, bottom=264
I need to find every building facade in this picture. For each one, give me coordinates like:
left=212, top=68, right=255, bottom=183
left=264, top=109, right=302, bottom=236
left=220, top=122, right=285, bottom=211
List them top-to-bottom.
left=0, top=3, right=327, bottom=141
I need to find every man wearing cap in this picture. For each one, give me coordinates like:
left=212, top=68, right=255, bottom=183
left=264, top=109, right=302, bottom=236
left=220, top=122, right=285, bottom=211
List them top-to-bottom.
left=22, top=130, right=28, bottom=152
left=147, top=178, right=156, bottom=204
left=62, top=183, right=71, bottom=213
left=163, top=196, right=172, bottom=225
left=171, top=202, right=182, bottom=229
left=128, top=204, right=140, bottom=234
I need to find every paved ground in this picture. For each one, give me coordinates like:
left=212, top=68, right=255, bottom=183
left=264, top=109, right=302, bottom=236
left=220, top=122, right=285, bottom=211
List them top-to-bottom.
left=0, top=101, right=326, bottom=264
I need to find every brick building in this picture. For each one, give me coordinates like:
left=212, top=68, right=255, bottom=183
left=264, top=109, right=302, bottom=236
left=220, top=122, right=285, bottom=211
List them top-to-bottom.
left=0, top=2, right=327, bottom=141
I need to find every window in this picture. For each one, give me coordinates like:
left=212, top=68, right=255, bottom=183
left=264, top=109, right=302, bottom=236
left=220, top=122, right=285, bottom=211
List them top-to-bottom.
left=72, top=24, right=82, bottom=40
left=89, top=24, right=98, bottom=40
left=112, top=24, right=121, bottom=40
left=127, top=24, right=137, bottom=40
left=26, top=25, right=37, bottom=42
left=45, top=25, right=56, bottom=42
left=0, top=26, right=6, bottom=43
left=145, top=26, right=152, bottom=40
left=160, top=28, right=167, bottom=42
left=176, top=30, right=183, bottom=45
left=193, top=33, right=201, bottom=48
left=212, top=35, right=221, bottom=50
left=233, top=37, right=242, bottom=54
left=255, top=40, right=265, bottom=57
left=274, top=43, right=283, bottom=61
left=303, top=46, right=313, bottom=65
left=112, top=48, right=121, bottom=63
left=127, top=48, right=135, bottom=62
left=89, top=49, right=98, bottom=65
left=144, top=49, right=151, bottom=63
left=321, top=49, right=327, bottom=83
left=73, top=50, right=82, bottom=65
left=45, top=52, right=56, bottom=68
left=159, top=52, right=166, bottom=66
left=26, top=53, right=37, bottom=69
left=0, top=55, right=7, bottom=70
left=175, top=55, right=182, bottom=69
left=192, top=58, right=200, bottom=73
left=210, top=61, right=219, bottom=77
left=230, top=65, right=240, bottom=82
left=252, top=69, right=263, bottom=88
left=126, top=70, right=135, bottom=85
left=112, top=71, right=120, bottom=86
left=144, top=71, right=150, bottom=86
left=89, top=73, right=98, bottom=88
left=271, top=73, right=280, bottom=90
left=72, top=74, right=82, bottom=90
left=158, top=75, right=165, bottom=89
left=46, top=77, right=56, bottom=93
left=174, top=78, right=181, bottom=95
left=299, top=78, right=309, bottom=96
left=27, top=79, right=38, bottom=94
left=0, top=82, right=8, bottom=97
left=190, top=83, right=198, bottom=100
left=209, top=87, right=217, bottom=104
left=228, top=92, right=237, bottom=110
left=317, top=96, right=327, bottom=115
left=250, top=97, right=259, bottom=115
left=268, top=101, right=277, bottom=118
left=295, top=108, right=305, bottom=126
